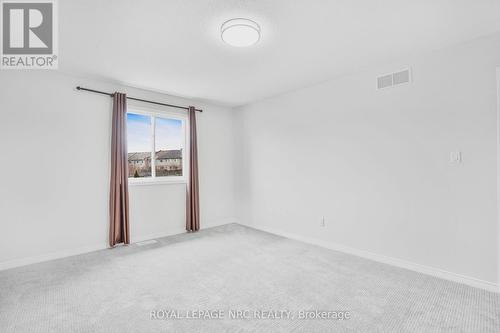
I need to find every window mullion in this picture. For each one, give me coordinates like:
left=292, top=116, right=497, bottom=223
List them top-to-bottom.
left=151, top=115, right=156, bottom=178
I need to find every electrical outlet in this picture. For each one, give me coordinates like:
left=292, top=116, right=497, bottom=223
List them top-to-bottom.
left=450, top=151, right=462, bottom=164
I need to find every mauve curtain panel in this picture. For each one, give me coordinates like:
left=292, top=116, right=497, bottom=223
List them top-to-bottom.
left=109, top=92, right=130, bottom=246
left=186, top=106, right=200, bottom=232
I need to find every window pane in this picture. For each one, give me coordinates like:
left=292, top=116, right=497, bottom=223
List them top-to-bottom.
left=127, top=113, right=152, bottom=178
left=155, top=117, right=183, bottom=177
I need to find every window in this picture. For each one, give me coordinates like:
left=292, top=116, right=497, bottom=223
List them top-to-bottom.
left=127, top=109, right=187, bottom=184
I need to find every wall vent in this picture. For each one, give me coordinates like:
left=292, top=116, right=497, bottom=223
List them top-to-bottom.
left=377, top=69, right=410, bottom=89
left=135, top=239, right=158, bottom=246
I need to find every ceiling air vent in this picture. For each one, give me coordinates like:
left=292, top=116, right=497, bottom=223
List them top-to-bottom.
left=377, top=69, right=410, bottom=89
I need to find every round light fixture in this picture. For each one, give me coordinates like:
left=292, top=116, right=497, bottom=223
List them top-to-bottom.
left=221, top=18, right=260, bottom=47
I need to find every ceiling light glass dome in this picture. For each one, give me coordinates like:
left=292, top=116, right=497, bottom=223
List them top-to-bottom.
left=221, top=18, right=261, bottom=47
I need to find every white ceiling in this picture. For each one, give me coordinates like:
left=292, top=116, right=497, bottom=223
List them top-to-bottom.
left=61, top=0, right=500, bottom=107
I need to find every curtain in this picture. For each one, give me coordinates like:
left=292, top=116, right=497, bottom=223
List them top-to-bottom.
left=109, top=92, right=130, bottom=246
left=186, top=106, right=200, bottom=232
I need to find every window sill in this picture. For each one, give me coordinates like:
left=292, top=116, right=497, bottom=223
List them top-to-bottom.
left=128, top=178, right=187, bottom=186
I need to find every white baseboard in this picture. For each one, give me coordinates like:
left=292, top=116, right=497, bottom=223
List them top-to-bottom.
left=203, top=219, right=238, bottom=229
left=0, top=220, right=238, bottom=271
left=4, top=221, right=495, bottom=293
left=248, top=223, right=499, bottom=293
left=131, top=229, right=186, bottom=243
left=0, top=230, right=187, bottom=271
left=0, top=243, right=108, bottom=271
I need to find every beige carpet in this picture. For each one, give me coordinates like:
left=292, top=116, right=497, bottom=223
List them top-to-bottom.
left=0, top=224, right=499, bottom=332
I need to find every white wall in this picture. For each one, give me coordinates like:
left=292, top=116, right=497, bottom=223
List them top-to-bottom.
left=1, top=31, right=499, bottom=292
left=234, top=33, right=500, bottom=288
left=0, top=71, right=236, bottom=268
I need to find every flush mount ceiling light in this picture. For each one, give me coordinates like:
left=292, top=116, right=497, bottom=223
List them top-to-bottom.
left=221, top=18, right=261, bottom=47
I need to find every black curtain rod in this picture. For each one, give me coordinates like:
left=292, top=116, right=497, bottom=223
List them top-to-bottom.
left=75, top=86, right=203, bottom=112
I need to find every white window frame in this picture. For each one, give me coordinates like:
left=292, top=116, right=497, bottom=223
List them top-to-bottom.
left=127, top=106, right=189, bottom=186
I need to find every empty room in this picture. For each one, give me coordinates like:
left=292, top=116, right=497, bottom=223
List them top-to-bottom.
left=1, top=1, right=500, bottom=332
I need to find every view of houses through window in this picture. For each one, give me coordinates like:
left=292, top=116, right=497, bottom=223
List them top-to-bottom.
left=127, top=112, right=185, bottom=179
